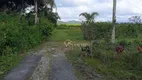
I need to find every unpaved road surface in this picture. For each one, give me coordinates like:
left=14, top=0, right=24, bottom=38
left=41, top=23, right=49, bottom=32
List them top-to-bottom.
left=29, top=42, right=78, bottom=80
left=49, top=48, right=78, bottom=80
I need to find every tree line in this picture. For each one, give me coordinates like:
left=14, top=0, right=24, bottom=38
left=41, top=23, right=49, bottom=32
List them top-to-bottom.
left=0, top=0, right=57, bottom=24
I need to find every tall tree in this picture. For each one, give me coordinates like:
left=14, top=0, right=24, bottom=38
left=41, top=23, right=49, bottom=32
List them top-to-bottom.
left=0, top=0, right=56, bottom=24
left=34, top=0, right=38, bottom=24
left=34, top=0, right=56, bottom=24
left=48, top=0, right=56, bottom=11
left=111, top=0, right=117, bottom=43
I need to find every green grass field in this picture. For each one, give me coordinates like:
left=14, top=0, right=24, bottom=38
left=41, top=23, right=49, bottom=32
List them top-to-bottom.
left=49, top=28, right=84, bottom=41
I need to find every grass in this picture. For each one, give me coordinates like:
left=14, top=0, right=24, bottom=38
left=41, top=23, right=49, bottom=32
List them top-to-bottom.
left=49, top=28, right=84, bottom=41
left=66, top=41, right=142, bottom=80
left=93, top=42, right=142, bottom=80
left=65, top=49, right=86, bottom=80
left=0, top=54, right=24, bottom=79
left=85, top=55, right=142, bottom=80
left=84, top=58, right=140, bottom=80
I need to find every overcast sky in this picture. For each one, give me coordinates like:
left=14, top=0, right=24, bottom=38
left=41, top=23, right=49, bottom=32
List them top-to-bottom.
left=54, top=0, right=142, bottom=22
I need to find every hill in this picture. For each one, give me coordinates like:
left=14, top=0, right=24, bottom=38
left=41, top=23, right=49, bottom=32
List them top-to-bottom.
left=58, top=20, right=81, bottom=25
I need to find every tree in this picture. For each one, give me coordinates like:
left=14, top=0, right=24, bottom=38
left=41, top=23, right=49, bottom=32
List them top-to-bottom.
left=0, top=0, right=56, bottom=24
left=0, top=0, right=34, bottom=12
left=34, top=0, right=56, bottom=24
left=34, top=0, right=38, bottom=24
left=47, top=0, right=56, bottom=11
left=111, top=0, right=117, bottom=43
left=39, top=7, right=60, bottom=27
left=79, top=12, right=99, bottom=23
left=79, top=12, right=99, bottom=57
left=129, top=16, right=142, bottom=24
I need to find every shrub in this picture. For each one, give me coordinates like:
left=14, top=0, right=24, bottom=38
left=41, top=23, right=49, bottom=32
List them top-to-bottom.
left=0, top=13, right=54, bottom=56
left=81, top=22, right=112, bottom=41
left=81, top=22, right=142, bottom=41
left=116, top=23, right=140, bottom=38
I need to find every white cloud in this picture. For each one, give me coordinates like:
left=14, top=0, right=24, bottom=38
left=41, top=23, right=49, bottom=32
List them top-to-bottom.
left=55, top=0, right=142, bottom=22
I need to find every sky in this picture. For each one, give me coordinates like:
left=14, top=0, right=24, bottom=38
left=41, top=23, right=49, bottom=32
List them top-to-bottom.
left=54, top=0, right=142, bottom=22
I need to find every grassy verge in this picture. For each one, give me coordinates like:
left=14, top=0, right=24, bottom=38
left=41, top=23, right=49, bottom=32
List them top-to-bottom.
left=66, top=41, right=142, bottom=80
left=91, top=41, right=142, bottom=80
left=66, top=48, right=103, bottom=80
left=66, top=49, right=86, bottom=80
left=0, top=54, right=24, bottom=79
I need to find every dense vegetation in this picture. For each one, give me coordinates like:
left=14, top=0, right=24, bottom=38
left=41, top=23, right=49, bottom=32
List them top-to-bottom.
left=0, top=0, right=59, bottom=78
left=0, top=13, right=55, bottom=78
left=0, top=13, right=54, bottom=56
left=81, top=22, right=142, bottom=41
left=66, top=37, right=142, bottom=80
left=89, top=41, right=142, bottom=80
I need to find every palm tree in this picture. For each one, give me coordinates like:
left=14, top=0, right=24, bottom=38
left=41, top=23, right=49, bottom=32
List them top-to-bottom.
left=48, top=0, right=56, bottom=11
left=111, top=0, right=117, bottom=43
left=79, top=12, right=99, bottom=23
